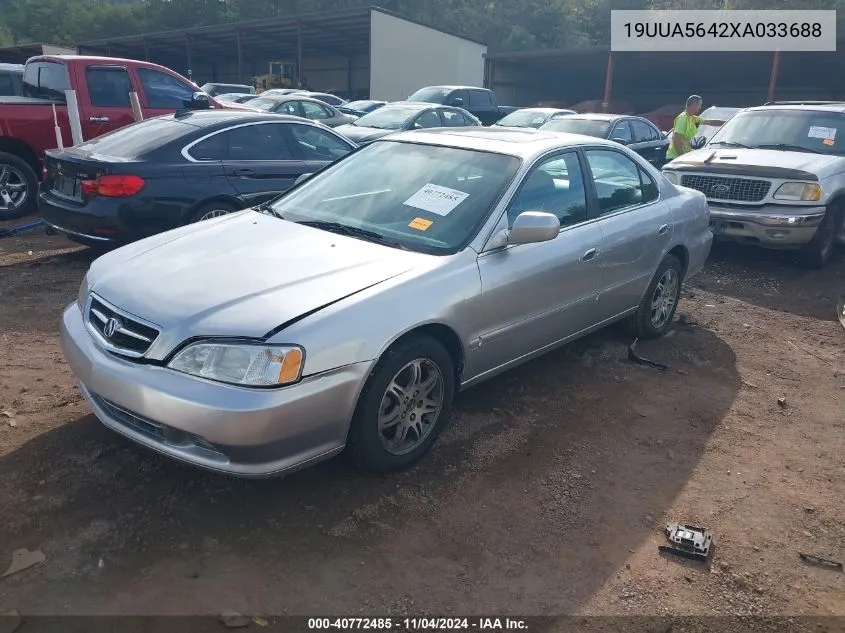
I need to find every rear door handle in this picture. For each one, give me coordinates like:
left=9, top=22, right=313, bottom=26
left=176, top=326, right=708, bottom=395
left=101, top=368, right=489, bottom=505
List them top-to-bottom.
left=88, top=116, right=110, bottom=123
left=234, top=168, right=255, bottom=176
left=658, top=224, right=669, bottom=235
left=580, top=247, right=598, bottom=262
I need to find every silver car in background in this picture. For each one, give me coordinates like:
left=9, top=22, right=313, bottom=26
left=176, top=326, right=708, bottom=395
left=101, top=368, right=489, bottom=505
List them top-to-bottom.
left=60, top=128, right=712, bottom=477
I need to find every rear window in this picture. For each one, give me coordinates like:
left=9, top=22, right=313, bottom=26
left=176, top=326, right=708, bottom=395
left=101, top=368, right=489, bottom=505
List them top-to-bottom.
left=22, top=61, right=70, bottom=101
left=468, top=90, right=493, bottom=107
left=75, top=117, right=195, bottom=158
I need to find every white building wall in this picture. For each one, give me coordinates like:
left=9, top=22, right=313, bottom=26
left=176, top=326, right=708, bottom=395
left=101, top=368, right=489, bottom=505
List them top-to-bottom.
left=369, top=10, right=487, bottom=102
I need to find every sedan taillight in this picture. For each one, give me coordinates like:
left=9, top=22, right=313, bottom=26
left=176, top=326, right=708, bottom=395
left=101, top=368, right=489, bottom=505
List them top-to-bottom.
left=80, top=175, right=145, bottom=197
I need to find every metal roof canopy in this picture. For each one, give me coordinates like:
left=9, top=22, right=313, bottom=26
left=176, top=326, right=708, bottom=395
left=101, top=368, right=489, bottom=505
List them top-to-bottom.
left=0, top=43, right=76, bottom=64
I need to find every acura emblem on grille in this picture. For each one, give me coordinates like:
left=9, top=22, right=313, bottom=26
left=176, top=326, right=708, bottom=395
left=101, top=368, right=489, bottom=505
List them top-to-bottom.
left=711, top=184, right=731, bottom=196
left=103, top=317, right=122, bottom=338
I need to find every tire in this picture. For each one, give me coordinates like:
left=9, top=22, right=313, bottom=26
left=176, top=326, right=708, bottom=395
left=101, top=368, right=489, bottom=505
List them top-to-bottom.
left=0, top=151, right=38, bottom=221
left=188, top=200, right=238, bottom=224
left=799, top=206, right=838, bottom=269
left=624, top=254, right=683, bottom=339
left=347, top=334, right=456, bottom=473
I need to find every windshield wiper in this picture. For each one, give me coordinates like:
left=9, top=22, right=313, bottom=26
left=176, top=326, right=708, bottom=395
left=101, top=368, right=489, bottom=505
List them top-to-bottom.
left=709, top=141, right=752, bottom=148
left=753, top=143, right=824, bottom=154
left=254, top=202, right=284, bottom=219
left=296, top=220, right=409, bottom=249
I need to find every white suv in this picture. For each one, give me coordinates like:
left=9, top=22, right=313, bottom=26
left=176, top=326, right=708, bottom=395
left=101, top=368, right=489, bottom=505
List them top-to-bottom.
left=662, top=102, right=845, bottom=268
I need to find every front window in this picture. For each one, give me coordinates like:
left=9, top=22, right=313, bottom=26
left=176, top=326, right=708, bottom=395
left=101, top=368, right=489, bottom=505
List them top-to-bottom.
left=138, top=68, right=195, bottom=109
left=407, top=87, right=450, bottom=104
left=355, top=106, right=423, bottom=130
left=708, top=109, right=845, bottom=155
left=496, top=110, right=553, bottom=128
left=540, top=117, right=611, bottom=138
left=267, top=141, right=521, bottom=255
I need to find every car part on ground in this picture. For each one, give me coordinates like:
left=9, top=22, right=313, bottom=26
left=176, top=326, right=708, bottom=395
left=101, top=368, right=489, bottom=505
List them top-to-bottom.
left=662, top=102, right=845, bottom=268
left=38, top=110, right=355, bottom=247
left=59, top=127, right=711, bottom=477
left=661, top=523, right=713, bottom=562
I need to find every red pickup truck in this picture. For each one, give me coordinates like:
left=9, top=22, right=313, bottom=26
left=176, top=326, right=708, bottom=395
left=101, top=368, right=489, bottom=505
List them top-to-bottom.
left=0, top=55, right=246, bottom=220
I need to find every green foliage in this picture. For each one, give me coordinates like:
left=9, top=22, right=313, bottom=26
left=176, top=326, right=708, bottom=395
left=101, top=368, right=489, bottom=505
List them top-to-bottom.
left=1, top=0, right=844, bottom=50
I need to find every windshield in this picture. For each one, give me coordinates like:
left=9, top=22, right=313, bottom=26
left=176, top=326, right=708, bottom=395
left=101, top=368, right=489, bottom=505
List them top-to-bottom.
left=407, top=87, right=450, bottom=104
left=247, top=98, right=277, bottom=111
left=347, top=100, right=382, bottom=111
left=355, top=106, right=422, bottom=130
left=708, top=109, right=845, bottom=154
left=497, top=110, right=555, bottom=128
left=539, top=118, right=611, bottom=138
left=268, top=141, right=521, bottom=255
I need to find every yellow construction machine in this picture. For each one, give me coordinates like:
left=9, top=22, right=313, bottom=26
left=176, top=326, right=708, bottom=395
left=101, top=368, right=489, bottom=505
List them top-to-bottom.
left=254, top=61, right=297, bottom=93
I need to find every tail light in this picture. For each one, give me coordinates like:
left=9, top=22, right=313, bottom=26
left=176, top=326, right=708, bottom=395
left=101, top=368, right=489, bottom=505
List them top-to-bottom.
left=80, top=175, right=145, bottom=198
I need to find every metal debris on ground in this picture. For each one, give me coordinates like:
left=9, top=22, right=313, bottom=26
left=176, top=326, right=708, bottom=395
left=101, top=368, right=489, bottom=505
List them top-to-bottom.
left=627, top=338, right=668, bottom=371
left=778, top=397, right=788, bottom=407
left=660, top=523, right=713, bottom=563
left=2, top=548, right=46, bottom=577
left=799, top=553, right=843, bottom=573
left=219, top=610, right=251, bottom=629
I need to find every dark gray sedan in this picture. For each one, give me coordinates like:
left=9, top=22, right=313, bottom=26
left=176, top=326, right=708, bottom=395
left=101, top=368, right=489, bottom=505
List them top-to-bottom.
left=245, top=95, right=356, bottom=128
left=334, top=102, right=480, bottom=146
left=540, top=113, right=670, bottom=168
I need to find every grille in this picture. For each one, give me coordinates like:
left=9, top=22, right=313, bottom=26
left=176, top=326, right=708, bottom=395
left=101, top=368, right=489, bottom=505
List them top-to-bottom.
left=680, top=175, right=771, bottom=202
left=87, top=295, right=159, bottom=356
left=91, top=394, right=165, bottom=441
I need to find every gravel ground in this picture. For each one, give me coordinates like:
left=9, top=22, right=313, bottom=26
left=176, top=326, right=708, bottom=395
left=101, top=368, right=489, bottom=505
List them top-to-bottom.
left=0, top=228, right=843, bottom=629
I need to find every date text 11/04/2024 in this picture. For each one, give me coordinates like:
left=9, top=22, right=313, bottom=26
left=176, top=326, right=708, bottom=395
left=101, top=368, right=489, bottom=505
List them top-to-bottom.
left=307, top=618, right=529, bottom=630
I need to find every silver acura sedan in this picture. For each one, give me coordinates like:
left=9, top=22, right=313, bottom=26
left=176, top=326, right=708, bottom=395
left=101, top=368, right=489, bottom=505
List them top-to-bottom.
left=60, top=127, right=713, bottom=477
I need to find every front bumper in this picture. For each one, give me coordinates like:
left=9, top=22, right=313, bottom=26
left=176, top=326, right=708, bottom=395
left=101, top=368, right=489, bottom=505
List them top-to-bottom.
left=708, top=204, right=825, bottom=248
left=60, top=302, right=372, bottom=477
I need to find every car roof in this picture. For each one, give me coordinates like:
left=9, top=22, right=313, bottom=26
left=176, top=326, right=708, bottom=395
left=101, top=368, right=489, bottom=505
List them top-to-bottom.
left=250, top=94, right=331, bottom=105
left=385, top=101, right=440, bottom=110
left=508, top=108, right=575, bottom=115
left=157, top=110, right=308, bottom=128
left=552, top=112, right=628, bottom=121
left=385, top=127, right=621, bottom=158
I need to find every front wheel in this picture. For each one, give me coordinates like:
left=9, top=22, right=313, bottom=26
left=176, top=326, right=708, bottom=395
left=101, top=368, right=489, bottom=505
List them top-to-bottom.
left=0, top=152, right=38, bottom=221
left=799, top=206, right=838, bottom=269
left=625, top=254, right=683, bottom=339
left=347, top=335, right=455, bottom=473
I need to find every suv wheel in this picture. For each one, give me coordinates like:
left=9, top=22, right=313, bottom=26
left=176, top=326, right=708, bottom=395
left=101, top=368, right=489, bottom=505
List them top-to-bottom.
left=799, top=206, right=838, bottom=269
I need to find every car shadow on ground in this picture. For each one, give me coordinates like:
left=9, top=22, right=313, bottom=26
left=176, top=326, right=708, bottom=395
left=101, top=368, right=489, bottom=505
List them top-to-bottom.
left=694, top=242, right=844, bottom=321
left=0, top=319, right=740, bottom=615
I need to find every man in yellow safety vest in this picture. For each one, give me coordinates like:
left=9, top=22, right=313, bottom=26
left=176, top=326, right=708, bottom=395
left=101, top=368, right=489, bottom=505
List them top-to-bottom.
left=666, top=95, right=703, bottom=161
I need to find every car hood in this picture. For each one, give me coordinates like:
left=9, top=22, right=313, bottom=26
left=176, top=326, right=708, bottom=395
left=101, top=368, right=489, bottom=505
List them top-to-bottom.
left=334, top=125, right=393, bottom=143
left=666, top=147, right=840, bottom=179
left=87, top=211, right=427, bottom=344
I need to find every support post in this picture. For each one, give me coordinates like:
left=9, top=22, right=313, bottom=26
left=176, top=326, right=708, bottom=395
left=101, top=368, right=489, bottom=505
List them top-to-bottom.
left=296, top=22, right=303, bottom=88
left=236, top=29, right=243, bottom=83
left=186, top=34, right=193, bottom=81
left=767, top=49, right=781, bottom=103
left=602, top=52, right=614, bottom=113
left=347, top=55, right=353, bottom=97
left=489, top=60, right=496, bottom=92
left=64, top=90, right=84, bottom=145
left=129, top=92, right=144, bottom=122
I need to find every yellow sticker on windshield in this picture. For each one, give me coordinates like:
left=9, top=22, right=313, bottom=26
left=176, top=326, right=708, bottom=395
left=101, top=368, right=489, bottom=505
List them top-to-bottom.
left=824, top=138, right=835, bottom=146
left=409, top=217, right=433, bottom=231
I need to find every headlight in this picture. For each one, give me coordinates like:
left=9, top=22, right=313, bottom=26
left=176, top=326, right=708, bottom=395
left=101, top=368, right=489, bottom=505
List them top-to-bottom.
left=663, top=171, right=679, bottom=184
left=773, top=182, right=821, bottom=202
left=77, top=273, right=91, bottom=310
left=168, top=341, right=304, bottom=387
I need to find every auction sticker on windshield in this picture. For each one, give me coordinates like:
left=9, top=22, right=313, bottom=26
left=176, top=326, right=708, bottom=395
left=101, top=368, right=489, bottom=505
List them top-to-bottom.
left=808, top=126, right=836, bottom=140
left=404, top=183, right=469, bottom=216
left=408, top=217, right=434, bottom=231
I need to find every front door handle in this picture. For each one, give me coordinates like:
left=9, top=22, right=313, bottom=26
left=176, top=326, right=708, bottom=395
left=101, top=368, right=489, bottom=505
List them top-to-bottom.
left=88, top=116, right=110, bottom=123
left=234, top=168, right=255, bottom=176
left=658, top=224, right=669, bottom=235
left=580, top=247, right=598, bottom=262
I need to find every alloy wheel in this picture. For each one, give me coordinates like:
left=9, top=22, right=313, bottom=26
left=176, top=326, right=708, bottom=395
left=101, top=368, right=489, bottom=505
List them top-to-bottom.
left=0, top=165, right=28, bottom=212
left=650, top=268, right=679, bottom=329
left=378, top=358, right=444, bottom=456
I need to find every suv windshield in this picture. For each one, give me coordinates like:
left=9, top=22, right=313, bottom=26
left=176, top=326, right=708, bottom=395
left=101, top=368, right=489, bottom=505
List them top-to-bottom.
left=407, top=87, right=450, bottom=104
left=355, top=106, right=423, bottom=130
left=708, top=109, right=845, bottom=155
left=539, top=117, right=611, bottom=138
left=269, top=141, right=521, bottom=255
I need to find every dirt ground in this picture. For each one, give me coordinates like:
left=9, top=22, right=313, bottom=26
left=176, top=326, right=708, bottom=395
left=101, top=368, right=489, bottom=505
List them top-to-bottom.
left=0, top=224, right=843, bottom=629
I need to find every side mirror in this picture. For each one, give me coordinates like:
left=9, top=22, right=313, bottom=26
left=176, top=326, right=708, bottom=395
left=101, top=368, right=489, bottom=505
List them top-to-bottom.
left=188, top=91, right=211, bottom=110
left=451, top=97, right=464, bottom=106
left=691, top=136, right=707, bottom=149
left=611, top=137, right=629, bottom=146
left=295, top=173, right=314, bottom=186
left=488, top=211, right=560, bottom=250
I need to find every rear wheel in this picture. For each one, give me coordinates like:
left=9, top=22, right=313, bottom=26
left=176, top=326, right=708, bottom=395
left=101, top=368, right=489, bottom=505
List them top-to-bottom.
left=0, top=152, right=38, bottom=221
left=189, top=201, right=238, bottom=223
left=799, top=206, right=838, bottom=269
left=625, top=254, right=683, bottom=339
left=347, top=335, right=455, bottom=473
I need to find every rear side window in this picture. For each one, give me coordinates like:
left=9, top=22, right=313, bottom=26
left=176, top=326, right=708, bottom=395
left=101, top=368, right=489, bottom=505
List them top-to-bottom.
left=22, top=61, right=70, bottom=101
left=86, top=67, right=132, bottom=108
left=138, top=68, right=195, bottom=109
left=468, top=90, right=493, bottom=107
left=301, top=101, right=333, bottom=120
left=441, top=110, right=465, bottom=127
left=75, top=118, right=195, bottom=158
left=632, top=119, right=659, bottom=142
left=189, top=123, right=294, bottom=161
left=287, top=124, right=353, bottom=160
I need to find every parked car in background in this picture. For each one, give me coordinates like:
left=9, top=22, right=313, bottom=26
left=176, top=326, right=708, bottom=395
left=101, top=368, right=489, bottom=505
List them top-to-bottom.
left=0, top=55, right=245, bottom=220
left=0, top=63, right=23, bottom=97
left=201, top=83, right=255, bottom=97
left=406, top=86, right=517, bottom=126
left=256, top=88, right=302, bottom=97
left=294, top=91, right=346, bottom=107
left=214, top=92, right=260, bottom=104
left=246, top=94, right=356, bottom=127
left=338, top=100, right=387, bottom=117
left=334, top=102, right=480, bottom=146
left=663, top=102, right=845, bottom=268
left=695, top=106, right=741, bottom=143
left=493, top=108, right=576, bottom=129
left=39, top=110, right=355, bottom=247
left=540, top=113, right=670, bottom=168
left=59, top=126, right=711, bottom=477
